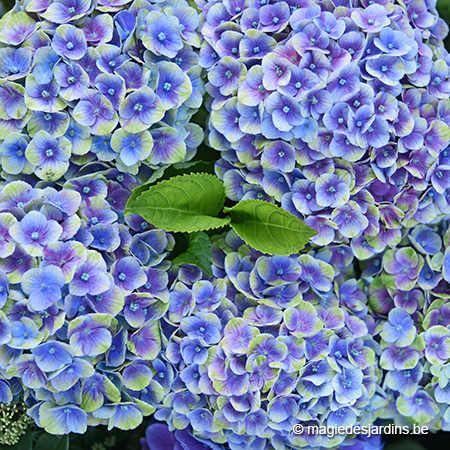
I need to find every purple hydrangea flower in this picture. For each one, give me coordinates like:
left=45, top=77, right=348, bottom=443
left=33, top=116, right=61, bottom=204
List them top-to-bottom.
left=52, top=24, right=88, bottom=60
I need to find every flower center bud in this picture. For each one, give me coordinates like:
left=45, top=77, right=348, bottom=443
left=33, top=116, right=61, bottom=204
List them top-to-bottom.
left=158, top=32, right=166, bottom=42
left=66, top=42, right=74, bottom=50
left=225, top=69, right=233, bottom=79
left=163, top=82, right=172, bottom=91
left=108, top=88, right=115, bottom=95
left=134, top=103, right=143, bottom=111
left=46, top=148, right=54, bottom=157
left=31, top=232, right=39, bottom=241
left=118, top=272, right=127, bottom=281
left=81, top=273, right=90, bottom=281
left=342, top=378, right=352, bottom=388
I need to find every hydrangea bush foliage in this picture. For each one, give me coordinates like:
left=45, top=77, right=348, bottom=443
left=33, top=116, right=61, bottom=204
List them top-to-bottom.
left=0, top=0, right=450, bottom=449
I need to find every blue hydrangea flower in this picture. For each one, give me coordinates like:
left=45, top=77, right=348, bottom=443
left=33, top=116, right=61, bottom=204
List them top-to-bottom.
left=142, top=11, right=183, bottom=58
left=119, top=86, right=165, bottom=133
left=111, top=129, right=153, bottom=167
left=25, top=130, right=71, bottom=181
left=22, top=266, right=65, bottom=311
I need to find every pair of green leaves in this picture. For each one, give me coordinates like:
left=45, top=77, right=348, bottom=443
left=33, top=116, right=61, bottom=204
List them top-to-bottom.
left=125, top=173, right=317, bottom=273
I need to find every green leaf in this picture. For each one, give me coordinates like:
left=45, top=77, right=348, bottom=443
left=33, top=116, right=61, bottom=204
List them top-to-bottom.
left=187, top=0, right=201, bottom=12
left=127, top=160, right=215, bottom=208
left=162, top=160, right=215, bottom=180
left=129, top=167, right=166, bottom=204
left=125, top=173, right=230, bottom=232
left=224, top=199, right=317, bottom=256
left=172, top=232, right=214, bottom=276
left=33, top=434, right=68, bottom=450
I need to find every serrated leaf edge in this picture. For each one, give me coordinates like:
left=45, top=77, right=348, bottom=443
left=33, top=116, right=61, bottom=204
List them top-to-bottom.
left=127, top=172, right=225, bottom=209
left=125, top=173, right=229, bottom=233
left=224, top=199, right=318, bottom=256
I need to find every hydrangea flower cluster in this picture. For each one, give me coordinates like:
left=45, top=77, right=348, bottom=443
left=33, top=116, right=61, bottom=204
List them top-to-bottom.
left=0, top=0, right=205, bottom=177
left=1, top=0, right=450, bottom=448
left=201, top=0, right=450, bottom=255
left=0, top=173, right=177, bottom=434
left=4, top=198, right=450, bottom=448
left=139, top=223, right=450, bottom=449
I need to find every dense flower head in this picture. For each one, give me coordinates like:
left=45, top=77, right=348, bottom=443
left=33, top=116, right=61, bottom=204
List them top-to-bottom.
left=0, top=0, right=205, bottom=176
left=1, top=0, right=450, bottom=447
left=203, top=0, right=450, bottom=254
left=0, top=174, right=176, bottom=434
left=140, top=221, right=450, bottom=449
